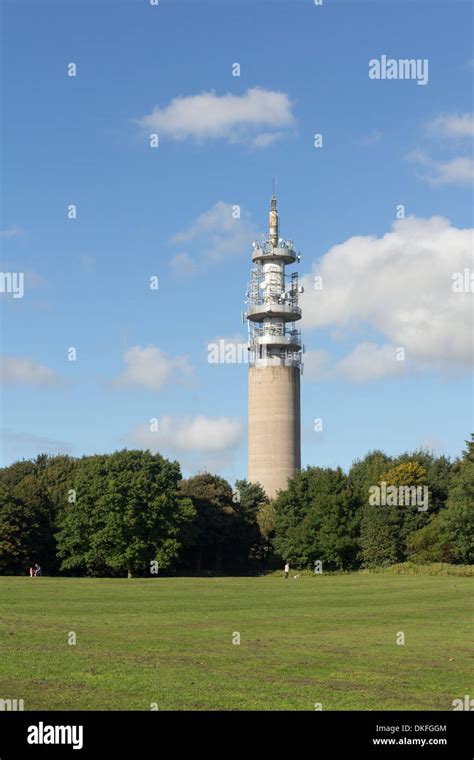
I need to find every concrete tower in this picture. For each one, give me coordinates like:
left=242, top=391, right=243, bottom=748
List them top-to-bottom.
left=246, top=196, right=303, bottom=499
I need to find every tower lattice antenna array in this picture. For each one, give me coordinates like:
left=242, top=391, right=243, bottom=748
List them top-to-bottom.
left=246, top=196, right=303, bottom=372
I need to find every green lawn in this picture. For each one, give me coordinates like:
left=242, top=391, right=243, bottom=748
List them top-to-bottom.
left=0, top=575, right=472, bottom=710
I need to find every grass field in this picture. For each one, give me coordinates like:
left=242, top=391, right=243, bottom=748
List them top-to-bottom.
left=0, top=574, right=472, bottom=710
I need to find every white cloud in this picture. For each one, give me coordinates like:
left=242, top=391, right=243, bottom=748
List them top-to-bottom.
left=137, top=87, right=295, bottom=146
left=409, top=112, right=473, bottom=185
left=426, top=112, right=474, bottom=138
left=250, top=132, right=283, bottom=148
left=408, top=150, right=474, bottom=185
left=432, top=156, right=474, bottom=184
left=170, top=201, right=257, bottom=269
left=171, top=201, right=238, bottom=244
left=300, top=216, right=473, bottom=376
left=0, top=226, right=24, bottom=239
left=169, top=252, right=199, bottom=279
left=207, top=333, right=247, bottom=348
left=335, top=343, right=405, bottom=382
left=303, top=344, right=405, bottom=382
left=114, top=346, right=194, bottom=391
left=303, top=349, right=331, bottom=380
left=0, top=356, right=60, bottom=386
left=132, top=415, right=243, bottom=453
left=1, top=428, right=72, bottom=455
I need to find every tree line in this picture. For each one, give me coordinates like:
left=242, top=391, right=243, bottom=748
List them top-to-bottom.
left=0, top=436, right=472, bottom=576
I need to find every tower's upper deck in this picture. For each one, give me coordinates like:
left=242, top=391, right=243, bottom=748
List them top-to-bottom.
left=251, top=238, right=298, bottom=266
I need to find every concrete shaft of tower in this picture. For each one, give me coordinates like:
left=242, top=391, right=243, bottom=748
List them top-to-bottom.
left=247, top=196, right=302, bottom=500
left=248, top=364, right=301, bottom=500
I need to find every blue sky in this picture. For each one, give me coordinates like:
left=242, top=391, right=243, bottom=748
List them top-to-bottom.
left=1, top=0, right=473, bottom=482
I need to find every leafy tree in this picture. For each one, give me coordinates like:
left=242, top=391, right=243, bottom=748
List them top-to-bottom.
left=438, top=435, right=474, bottom=563
left=407, top=436, right=473, bottom=565
left=55, top=450, right=194, bottom=577
left=347, top=450, right=394, bottom=548
left=394, top=450, right=454, bottom=514
left=347, top=451, right=394, bottom=511
left=39, top=455, right=79, bottom=514
left=0, top=459, right=38, bottom=490
left=360, top=461, right=429, bottom=568
left=385, top=462, right=430, bottom=546
left=273, top=467, right=357, bottom=570
left=178, top=473, right=237, bottom=572
left=0, top=476, right=56, bottom=574
left=233, top=479, right=267, bottom=569
left=234, top=479, right=266, bottom=523
left=0, top=486, right=27, bottom=573
left=256, top=501, right=276, bottom=567
left=257, top=501, right=276, bottom=542
left=360, top=506, right=399, bottom=568
left=406, top=517, right=451, bottom=563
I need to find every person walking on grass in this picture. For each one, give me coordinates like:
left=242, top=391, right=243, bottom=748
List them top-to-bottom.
left=284, top=561, right=290, bottom=579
